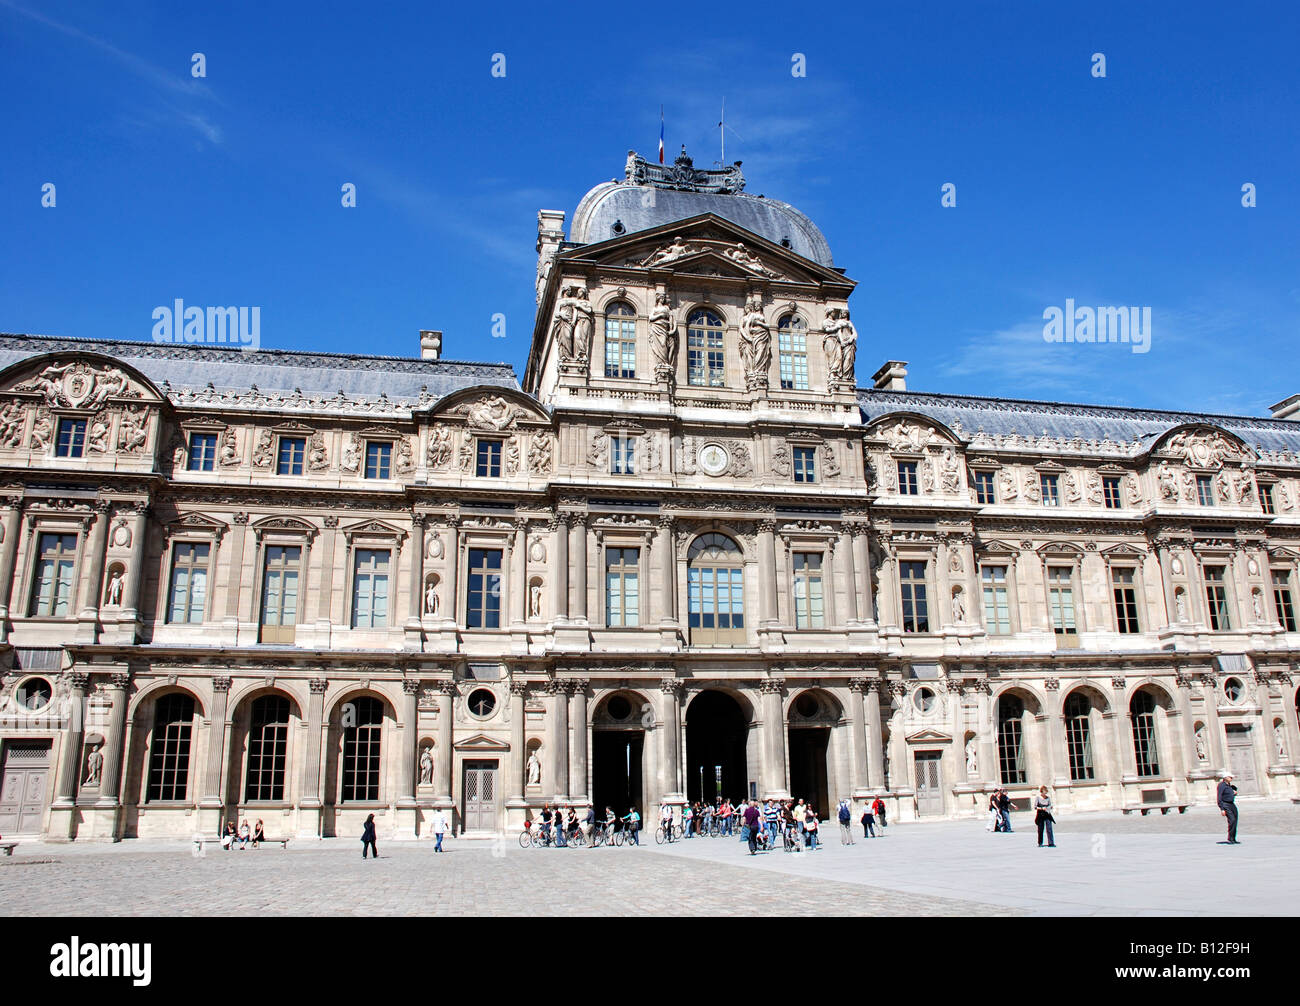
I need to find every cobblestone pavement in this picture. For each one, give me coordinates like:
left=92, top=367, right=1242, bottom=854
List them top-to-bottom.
left=2, top=801, right=1292, bottom=917
left=651, top=801, right=1300, bottom=916
left=0, top=835, right=1009, bottom=917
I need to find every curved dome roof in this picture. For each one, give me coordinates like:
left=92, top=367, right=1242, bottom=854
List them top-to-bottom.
left=569, top=151, right=834, bottom=267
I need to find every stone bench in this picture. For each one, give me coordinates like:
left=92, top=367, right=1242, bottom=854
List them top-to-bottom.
left=1122, top=803, right=1188, bottom=816
left=0, top=842, right=16, bottom=856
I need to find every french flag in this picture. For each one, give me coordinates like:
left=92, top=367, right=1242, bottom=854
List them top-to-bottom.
left=659, top=107, right=664, bottom=164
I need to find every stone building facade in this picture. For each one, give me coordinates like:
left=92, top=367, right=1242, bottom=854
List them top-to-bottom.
left=1, top=148, right=1298, bottom=841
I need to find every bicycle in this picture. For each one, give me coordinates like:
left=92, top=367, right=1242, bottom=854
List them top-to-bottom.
left=654, top=823, right=684, bottom=845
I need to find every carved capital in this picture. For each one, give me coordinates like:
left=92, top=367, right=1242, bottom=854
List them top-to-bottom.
left=66, top=671, right=90, bottom=692
left=109, top=672, right=131, bottom=690
left=212, top=675, right=233, bottom=693
left=847, top=676, right=871, bottom=694
left=1110, top=676, right=1127, bottom=691
left=658, top=677, right=683, bottom=698
left=1043, top=677, right=1060, bottom=692
left=309, top=678, right=328, bottom=694
left=759, top=678, right=786, bottom=695
left=402, top=679, right=422, bottom=696
left=509, top=679, right=530, bottom=697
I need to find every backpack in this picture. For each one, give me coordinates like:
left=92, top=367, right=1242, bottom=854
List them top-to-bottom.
left=838, top=803, right=851, bottom=823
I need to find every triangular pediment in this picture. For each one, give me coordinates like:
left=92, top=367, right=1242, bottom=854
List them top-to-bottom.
left=165, top=511, right=229, bottom=537
left=341, top=518, right=407, bottom=541
left=905, top=728, right=952, bottom=744
left=453, top=732, right=511, bottom=752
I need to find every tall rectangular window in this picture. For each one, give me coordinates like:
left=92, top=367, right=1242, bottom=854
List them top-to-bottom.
left=604, top=303, right=637, bottom=378
left=687, top=310, right=725, bottom=387
left=777, top=316, right=809, bottom=390
left=55, top=418, right=86, bottom=458
left=187, top=432, right=217, bottom=471
left=611, top=436, right=636, bottom=475
left=277, top=437, right=305, bottom=476
left=475, top=439, right=502, bottom=477
left=364, top=442, right=392, bottom=480
left=793, top=446, right=816, bottom=483
left=898, top=461, right=918, bottom=496
left=973, top=470, right=995, bottom=504
left=1040, top=473, right=1060, bottom=507
left=1196, top=475, right=1215, bottom=507
left=1102, top=476, right=1122, bottom=509
left=1260, top=484, right=1275, bottom=515
left=31, top=532, right=77, bottom=616
left=167, top=542, right=211, bottom=623
left=260, top=545, right=301, bottom=643
left=605, top=547, right=640, bottom=627
left=466, top=548, right=503, bottom=628
left=351, top=549, right=391, bottom=628
left=792, top=552, right=825, bottom=628
left=900, top=560, right=929, bottom=633
left=981, top=565, right=1011, bottom=634
left=1204, top=565, right=1231, bottom=630
left=1047, top=566, right=1076, bottom=636
left=1112, top=567, right=1140, bottom=634
left=1273, top=570, right=1297, bottom=631
left=146, top=693, right=195, bottom=802
left=1063, top=693, right=1095, bottom=781
left=244, top=695, right=289, bottom=803
left=341, top=697, right=383, bottom=802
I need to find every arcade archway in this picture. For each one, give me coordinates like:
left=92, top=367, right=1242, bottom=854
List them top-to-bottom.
left=685, top=690, right=749, bottom=805
left=591, top=691, right=646, bottom=818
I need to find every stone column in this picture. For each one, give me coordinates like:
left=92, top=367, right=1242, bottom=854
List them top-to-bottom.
left=0, top=496, right=23, bottom=629
left=78, top=501, right=111, bottom=617
left=119, top=507, right=149, bottom=624
left=223, top=513, right=249, bottom=621
left=407, top=515, right=426, bottom=623
left=657, top=515, right=677, bottom=627
left=570, top=516, right=588, bottom=622
left=551, top=517, right=568, bottom=620
left=758, top=519, right=778, bottom=625
left=445, top=520, right=461, bottom=623
left=510, top=522, right=527, bottom=626
left=851, top=526, right=872, bottom=620
left=839, top=529, right=859, bottom=623
left=824, top=538, right=839, bottom=627
left=876, top=553, right=898, bottom=630
left=52, top=672, right=90, bottom=805
left=96, top=673, right=131, bottom=804
left=1197, top=673, right=1226, bottom=770
left=198, top=675, right=232, bottom=836
left=299, top=678, right=328, bottom=827
left=659, top=678, right=683, bottom=798
left=760, top=678, right=789, bottom=799
left=847, top=678, right=869, bottom=794
left=1043, top=678, right=1067, bottom=787
left=1113, top=678, right=1138, bottom=780
left=569, top=679, right=589, bottom=801
left=398, top=680, right=419, bottom=806
left=508, top=680, right=527, bottom=804
left=551, top=680, right=570, bottom=802
left=864, top=681, right=886, bottom=791
left=435, top=682, right=455, bottom=802
left=976, top=684, right=998, bottom=785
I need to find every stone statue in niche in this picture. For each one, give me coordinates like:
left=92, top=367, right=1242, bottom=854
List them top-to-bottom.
left=649, top=292, right=677, bottom=377
left=738, top=293, right=771, bottom=390
left=104, top=570, right=124, bottom=606
left=425, top=582, right=440, bottom=616
left=529, top=582, right=543, bottom=619
left=951, top=586, right=966, bottom=623
left=1174, top=588, right=1188, bottom=623
left=1251, top=590, right=1264, bottom=621
left=1275, top=723, right=1287, bottom=760
left=1194, top=725, right=1207, bottom=762
left=965, top=738, right=977, bottom=775
left=83, top=743, right=103, bottom=786
left=419, top=746, right=434, bottom=786
left=527, top=751, right=542, bottom=786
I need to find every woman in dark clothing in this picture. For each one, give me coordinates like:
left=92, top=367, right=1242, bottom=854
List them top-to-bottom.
left=1034, top=786, right=1056, bottom=847
left=361, top=813, right=378, bottom=859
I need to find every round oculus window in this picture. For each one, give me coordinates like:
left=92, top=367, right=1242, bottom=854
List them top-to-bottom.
left=16, top=677, right=53, bottom=713
left=1223, top=678, right=1244, bottom=702
left=913, top=687, right=937, bottom=713
left=467, top=689, right=497, bottom=718
left=795, top=693, right=820, bottom=718
left=606, top=695, right=632, bottom=720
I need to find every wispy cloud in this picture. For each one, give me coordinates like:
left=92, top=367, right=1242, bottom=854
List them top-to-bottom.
left=0, top=0, right=222, bottom=145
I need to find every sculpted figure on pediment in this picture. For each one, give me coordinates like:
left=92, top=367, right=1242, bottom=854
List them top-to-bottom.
left=642, top=236, right=697, bottom=268
left=464, top=396, right=519, bottom=432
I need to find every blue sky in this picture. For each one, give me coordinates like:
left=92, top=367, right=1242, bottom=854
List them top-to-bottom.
left=2, top=0, right=1297, bottom=417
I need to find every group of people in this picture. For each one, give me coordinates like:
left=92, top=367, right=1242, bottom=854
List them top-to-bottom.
left=986, top=785, right=1057, bottom=846
left=221, top=818, right=266, bottom=850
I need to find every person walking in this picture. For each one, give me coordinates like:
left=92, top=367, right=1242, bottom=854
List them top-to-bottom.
left=1217, top=772, right=1240, bottom=844
left=1033, top=786, right=1056, bottom=847
left=997, top=788, right=1013, bottom=833
left=987, top=790, right=1002, bottom=833
left=872, top=796, right=887, bottom=834
left=838, top=798, right=855, bottom=845
left=744, top=800, right=762, bottom=855
left=860, top=804, right=876, bottom=839
left=627, top=806, right=641, bottom=845
left=433, top=809, right=448, bottom=852
left=361, top=813, right=378, bottom=859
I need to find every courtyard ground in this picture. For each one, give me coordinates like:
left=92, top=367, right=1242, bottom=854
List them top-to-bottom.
left=1, top=800, right=1294, bottom=916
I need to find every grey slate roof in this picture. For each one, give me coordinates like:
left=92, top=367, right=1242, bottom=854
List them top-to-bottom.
left=570, top=182, right=835, bottom=267
left=0, top=334, right=519, bottom=403
left=858, top=388, right=1300, bottom=458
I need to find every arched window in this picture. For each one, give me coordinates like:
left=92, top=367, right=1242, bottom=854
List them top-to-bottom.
left=604, top=302, right=636, bottom=379
left=687, top=309, right=725, bottom=387
left=777, top=314, right=809, bottom=390
left=687, top=533, right=745, bottom=645
left=1131, top=690, right=1160, bottom=777
left=1063, top=692, right=1095, bottom=781
left=146, top=693, right=196, bottom=802
left=996, top=693, right=1027, bottom=784
left=245, top=694, right=291, bottom=802
left=342, top=696, right=384, bottom=802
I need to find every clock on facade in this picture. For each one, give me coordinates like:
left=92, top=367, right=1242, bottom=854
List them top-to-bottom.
left=698, top=443, right=729, bottom=476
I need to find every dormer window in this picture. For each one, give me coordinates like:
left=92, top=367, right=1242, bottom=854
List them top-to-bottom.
left=604, top=301, right=636, bottom=379
left=687, top=309, right=725, bottom=387
left=777, top=315, right=809, bottom=390
left=55, top=418, right=86, bottom=458
left=187, top=432, right=217, bottom=471
left=277, top=436, right=306, bottom=476
left=476, top=439, right=502, bottom=477
left=364, top=441, right=392, bottom=480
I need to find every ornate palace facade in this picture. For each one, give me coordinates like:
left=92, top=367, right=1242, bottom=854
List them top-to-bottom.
left=1, top=149, right=1299, bottom=841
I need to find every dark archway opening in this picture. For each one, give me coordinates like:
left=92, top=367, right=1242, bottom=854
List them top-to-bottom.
left=685, top=690, right=749, bottom=805
left=788, top=727, right=830, bottom=817
left=592, top=731, right=643, bottom=819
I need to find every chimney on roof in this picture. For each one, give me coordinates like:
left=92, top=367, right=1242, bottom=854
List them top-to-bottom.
left=536, top=209, right=567, bottom=305
left=420, top=330, right=442, bottom=361
left=872, top=360, right=909, bottom=392
left=1270, top=394, right=1300, bottom=420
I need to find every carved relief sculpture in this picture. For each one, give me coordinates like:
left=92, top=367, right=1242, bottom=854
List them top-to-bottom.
left=649, top=292, right=678, bottom=379
left=738, top=293, right=771, bottom=390
left=0, top=400, right=25, bottom=447
left=117, top=405, right=148, bottom=453
left=29, top=408, right=52, bottom=451
left=427, top=426, right=454, bottom=469
left=252, top=429, right=274, bottom=467
left=307, top=431, right=329, bottom=471
left=527, top=433, right=554, bottom=475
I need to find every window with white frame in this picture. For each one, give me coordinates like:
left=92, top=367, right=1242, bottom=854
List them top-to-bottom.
left=604, top=301, right=637, bottom=379
left=777, top=314, right=809, bottom=390
left=31, top=532, right=78, bottom=617
left=167, top=542, right=211, bottom=623
left=605, top=547, right=640, bottom=627
left=351, top=548, right=391, bottom=628
left=792, top=552, right=825, bottom=628
left=1204, top=564, right=1231, bottom=630
left=981, top=565, right=1011, bottom=634
left=1047, top=565, right=1076, bottom=636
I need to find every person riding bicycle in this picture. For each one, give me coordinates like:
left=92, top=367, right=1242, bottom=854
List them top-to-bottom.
left=659, top=801, right=673, bottom=836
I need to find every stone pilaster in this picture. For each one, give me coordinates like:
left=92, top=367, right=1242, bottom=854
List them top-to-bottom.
left=197, top=675, right=232, bottom=837
left=297, top=677, right=328, bottom=839
left=760, top=678, right=789, bottom=799
left=569, top=679, right=589, bottom=801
